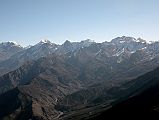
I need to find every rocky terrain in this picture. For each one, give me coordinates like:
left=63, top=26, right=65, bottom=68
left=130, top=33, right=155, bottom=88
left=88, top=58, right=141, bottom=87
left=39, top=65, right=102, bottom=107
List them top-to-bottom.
left=1, top=36, right=159, bottom=119
left=91, top=66, right=159, bottom=120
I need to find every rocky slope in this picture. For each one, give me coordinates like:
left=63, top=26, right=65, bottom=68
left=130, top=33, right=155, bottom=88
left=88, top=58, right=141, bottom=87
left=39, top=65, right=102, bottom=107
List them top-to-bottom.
left=0, top=36, right=159, bottom=76
left=1, top=36, right=159, bottom=119
left=0, top=41, right=23, bottom=61
left=0, top=52, right=159, bottom=120
left=90, top=66, right=159, bottom=120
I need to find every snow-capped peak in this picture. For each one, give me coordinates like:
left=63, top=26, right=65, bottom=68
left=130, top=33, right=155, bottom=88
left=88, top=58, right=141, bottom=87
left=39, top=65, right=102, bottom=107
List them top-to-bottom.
left=111, top=36, right=137, bottom=43
left=136, top=38, right=146, bottom=43
left=37, top=39, right=53, bottom=46
left=40, top=39, right=51, bottom=44
left=80, top=39, right=94, bottom=47
left=81, top=39, right=94, bottom=43
left=147, top=40, right=159, bottom=44
left=1, top=41, right=22, bottom=48
left=8, top=41, right=18, bottom=45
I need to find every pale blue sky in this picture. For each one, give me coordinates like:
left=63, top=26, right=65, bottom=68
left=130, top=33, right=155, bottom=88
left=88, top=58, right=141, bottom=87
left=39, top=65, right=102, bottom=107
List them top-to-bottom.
left=0, top=0, right=159, bottom=46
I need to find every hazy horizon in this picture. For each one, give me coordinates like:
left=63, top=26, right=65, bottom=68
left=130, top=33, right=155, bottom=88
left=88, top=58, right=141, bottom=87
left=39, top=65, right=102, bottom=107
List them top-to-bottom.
left=0, top=0, right=159, bottom=46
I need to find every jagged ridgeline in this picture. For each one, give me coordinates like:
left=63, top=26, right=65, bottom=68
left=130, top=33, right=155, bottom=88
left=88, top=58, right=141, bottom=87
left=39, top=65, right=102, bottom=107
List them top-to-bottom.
left=1, top=36, right=159, bottom=119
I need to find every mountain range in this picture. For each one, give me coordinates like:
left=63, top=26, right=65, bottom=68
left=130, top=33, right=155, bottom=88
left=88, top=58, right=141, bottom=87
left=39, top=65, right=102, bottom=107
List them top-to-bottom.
left=1, top=36, right=159, bottom=119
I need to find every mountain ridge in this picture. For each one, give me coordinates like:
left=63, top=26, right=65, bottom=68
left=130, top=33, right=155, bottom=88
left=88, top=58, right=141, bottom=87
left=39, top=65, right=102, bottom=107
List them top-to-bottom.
left=1, top=36, right=159, bottom=119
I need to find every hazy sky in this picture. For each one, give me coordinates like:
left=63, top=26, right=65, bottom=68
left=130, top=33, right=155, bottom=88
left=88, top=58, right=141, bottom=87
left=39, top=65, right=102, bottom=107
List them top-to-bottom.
left=0, top=0, right=159, bottom=46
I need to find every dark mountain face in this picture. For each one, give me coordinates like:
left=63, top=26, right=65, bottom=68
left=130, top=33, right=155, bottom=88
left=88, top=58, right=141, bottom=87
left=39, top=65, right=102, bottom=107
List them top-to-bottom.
left=1, top=37, right=159, bottom=119
left=0, top=52, right=159, bottom=120
left=0, top=56, right=79, bottom=119
left=57, top=66, right=159, bottom=120
left=90, top=67, right=159, bottom=120
left=0, top=88, right=32, bottom=120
